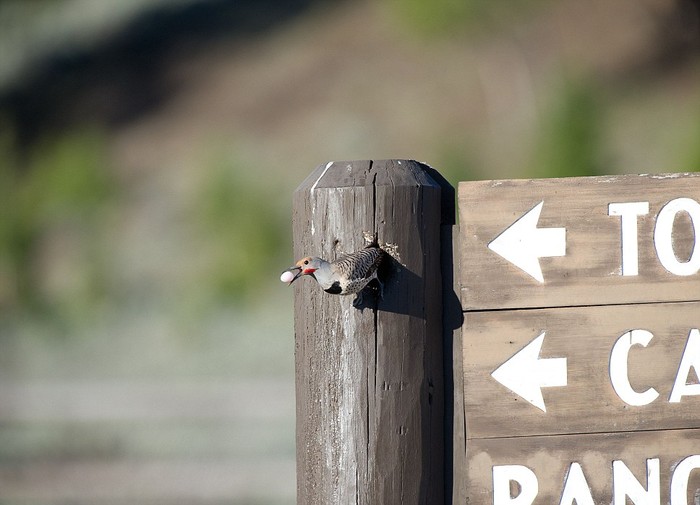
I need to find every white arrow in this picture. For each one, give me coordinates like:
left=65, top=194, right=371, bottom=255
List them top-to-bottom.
left=487, top=201, right=566, bottom=283
left=491, top=331, right=567, bottom=412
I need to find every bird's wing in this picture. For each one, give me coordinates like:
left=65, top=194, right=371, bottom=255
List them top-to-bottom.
left=333, top=247, right=384, bottom=280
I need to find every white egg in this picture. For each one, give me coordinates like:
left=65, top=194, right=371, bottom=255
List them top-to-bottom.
left=280, top=270, right=295, bottom=283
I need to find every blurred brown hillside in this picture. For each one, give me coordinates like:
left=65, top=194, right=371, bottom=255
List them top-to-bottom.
left=1, top=0, right=699, bottom=503
left=3, top=0, right=700, bottom=181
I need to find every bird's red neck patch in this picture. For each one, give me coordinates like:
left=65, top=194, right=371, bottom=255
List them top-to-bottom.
left=303, top=268, right=316, bottom=275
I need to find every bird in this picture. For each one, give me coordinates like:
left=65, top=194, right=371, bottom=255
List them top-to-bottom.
left=281, top=236, right=385, bottom=306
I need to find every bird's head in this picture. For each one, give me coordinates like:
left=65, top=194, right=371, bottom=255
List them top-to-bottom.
left=280, top=256, right=324, bottom=285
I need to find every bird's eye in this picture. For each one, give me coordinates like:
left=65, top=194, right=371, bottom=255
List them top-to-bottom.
left=304, top=260, right=309, bottom=265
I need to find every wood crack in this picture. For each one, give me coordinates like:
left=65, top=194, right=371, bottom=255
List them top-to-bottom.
left=462, top=297, right=700, bottom=314
left=468, top=425, right=700, bottom=442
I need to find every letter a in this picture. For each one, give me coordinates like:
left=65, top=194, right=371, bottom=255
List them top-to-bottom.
left=670, top=329, right=700, bottom=403
left=559, top=462, right=594, bottom=505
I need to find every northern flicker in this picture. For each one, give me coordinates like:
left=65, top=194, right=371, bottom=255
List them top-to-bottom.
left=281, top=236, right=385, bottom=306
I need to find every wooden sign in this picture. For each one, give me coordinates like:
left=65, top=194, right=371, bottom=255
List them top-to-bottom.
left=458, top=173, right=700, bottom=504
left=459, top=173, right=700, bottom=311
left=464, top=302, right=700, bottom=438
left=467, top=430, right=700, bottom=504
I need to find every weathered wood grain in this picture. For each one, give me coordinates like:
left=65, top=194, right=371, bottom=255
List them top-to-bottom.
left=293, top=160, right=450, bottom=505
left=458, top=171, right=700, bottom=503
left=458, top=173, right=700, bottom=310
left=449, top=226, right=468, bottom=505
left=463, top=301, right=700, bottom=440
left=466, top=428, right=700, bottom=504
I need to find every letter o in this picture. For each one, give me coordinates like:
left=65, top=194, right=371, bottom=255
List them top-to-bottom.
left=654, top=198, right=700, bottom=276
left=670, top=455, right=700, bottom=505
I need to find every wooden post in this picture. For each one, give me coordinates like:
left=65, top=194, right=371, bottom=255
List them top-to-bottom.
left=292, top=160, right=452, bottom=504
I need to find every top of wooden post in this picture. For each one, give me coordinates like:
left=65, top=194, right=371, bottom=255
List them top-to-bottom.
left=295, top=159, right=455, bottom=226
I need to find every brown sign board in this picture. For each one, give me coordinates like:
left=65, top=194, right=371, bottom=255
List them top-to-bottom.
left=458, top=173, right=700, bottom=504
left=459, top=173, right=700, bottom=311
left=463, top=302, right=700, bottom=439
left=467, top=429, right=700, bottom=504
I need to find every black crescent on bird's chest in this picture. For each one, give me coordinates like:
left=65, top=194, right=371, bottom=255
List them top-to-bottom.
left=324, top=281, right=342, bottom=294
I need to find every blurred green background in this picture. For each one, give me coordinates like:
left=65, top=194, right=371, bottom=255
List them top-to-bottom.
left=1, top=0, right=699, bottom=502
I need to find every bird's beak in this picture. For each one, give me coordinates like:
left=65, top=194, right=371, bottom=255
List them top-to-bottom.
left=287, top=266, right=303, bottom=284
